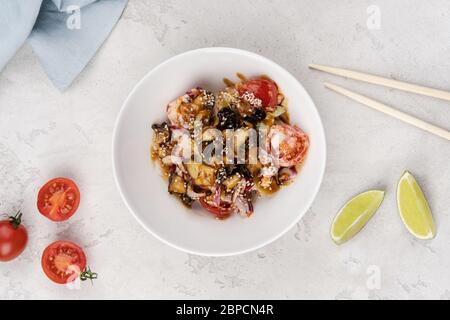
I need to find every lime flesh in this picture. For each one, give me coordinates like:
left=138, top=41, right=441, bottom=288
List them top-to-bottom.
left=397, top=171, right=436, bottom=239
left=331, top=190, right=385, bottom=245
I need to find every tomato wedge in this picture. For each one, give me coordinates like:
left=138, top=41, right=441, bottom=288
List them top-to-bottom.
left=238, top=78, right=278, bottom=112
left=37, top=177, right=80, bottom=222
left=199, top=197, right=233, bottom=218
left=41, top=241, right=86, bottom=284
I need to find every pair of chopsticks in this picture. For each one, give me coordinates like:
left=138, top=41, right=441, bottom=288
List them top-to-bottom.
left=309, top=64, right=450, bottom=141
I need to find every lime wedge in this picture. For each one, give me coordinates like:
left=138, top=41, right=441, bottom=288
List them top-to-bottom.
left=397, top=171, right=436, bottom=239
left=331, top=190, right=385, bottom=245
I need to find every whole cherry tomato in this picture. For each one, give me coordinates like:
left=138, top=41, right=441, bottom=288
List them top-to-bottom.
left=0, top=211, right=28, bottom=262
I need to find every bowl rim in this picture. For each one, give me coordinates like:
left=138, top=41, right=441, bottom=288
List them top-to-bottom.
left=112, top=47, right=327, bottom=257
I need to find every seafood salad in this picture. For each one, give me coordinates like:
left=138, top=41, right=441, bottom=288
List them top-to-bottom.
left=151, top=74, right=309, bottom=219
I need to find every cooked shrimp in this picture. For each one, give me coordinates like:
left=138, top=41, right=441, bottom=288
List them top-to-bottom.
left=166, top=88, right=214, bottom=129
left=266, top=123, right=309, bottom=167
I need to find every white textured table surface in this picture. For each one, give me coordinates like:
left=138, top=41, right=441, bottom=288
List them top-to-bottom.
left=1, top=0, right=450, bottom=299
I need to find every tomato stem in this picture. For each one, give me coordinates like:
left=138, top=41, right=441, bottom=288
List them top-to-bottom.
left=8, top=211, right=23, bottom=229
left=80, top=266, right=98, bottom=284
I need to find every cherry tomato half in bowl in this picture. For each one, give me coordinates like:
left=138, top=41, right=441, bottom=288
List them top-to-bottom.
left=238, top=78, right=278, bottom=112
left=37, top=177, right=80, bottom=222
left=199, top=197, right=233, bottom=219
left=0, top=212, right=28, bottom=262
left=41, top=240, right=96, bottom=284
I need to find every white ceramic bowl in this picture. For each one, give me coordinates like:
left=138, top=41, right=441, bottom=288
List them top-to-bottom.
left=113, top=48, right=326, bottom=256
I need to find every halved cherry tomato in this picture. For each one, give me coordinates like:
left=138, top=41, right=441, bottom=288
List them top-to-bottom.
left=238, top=78, right=278, bottom=112
left=267, top=123, right=309, bottom=167
left=37, top=177, right=80, bottom=222
left=199, top=197, right=233, bottom=218
left=0, top=212, right=28, bottom=262
left=41, top=241, right=86, bottom=284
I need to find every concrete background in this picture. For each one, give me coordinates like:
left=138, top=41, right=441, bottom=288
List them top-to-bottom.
left=0, top=0, right=449, bottom=299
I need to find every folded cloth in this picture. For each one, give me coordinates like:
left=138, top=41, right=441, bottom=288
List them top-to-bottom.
left=0, top=0, right=128, bottom=91
left=0, top=1, right=43, bottom=70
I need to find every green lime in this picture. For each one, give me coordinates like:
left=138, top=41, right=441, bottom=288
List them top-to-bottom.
left=397, top=171, right=436, bottom=239
left=331, top=190, right=385, bottom=245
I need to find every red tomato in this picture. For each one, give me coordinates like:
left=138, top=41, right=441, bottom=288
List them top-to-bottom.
left=238, top=78, right=278, bottom=112
left=267, top=123, right=309, bottom=167
left=37, top=177, right=80, bottom=222
left=199, top=197, right=233, bottom=218
left=0, top=212, right=28, bottom=262
left=41, top=241, right=86, bottom=284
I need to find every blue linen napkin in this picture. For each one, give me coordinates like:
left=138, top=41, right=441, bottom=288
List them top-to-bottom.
left=0, top=0, right=128, bottom=91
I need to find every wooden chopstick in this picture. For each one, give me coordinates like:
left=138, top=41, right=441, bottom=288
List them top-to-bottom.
left=310, top=64, right=450, bottom=102
left=324, top=82, right=450, bottom=141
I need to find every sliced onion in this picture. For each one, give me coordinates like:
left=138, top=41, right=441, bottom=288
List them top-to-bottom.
left=166, top=100, right=180, bottom=126
left=271, top=105, right=287, bottom=117
left=171, top=128, right=190, bottom=142
left=168, top=138, right=190, bottom=174
left=162, top=155, right=181, bottom=166
left=162, top=155, right=187, bottom=175
left=278, top=167, right=297, bottom=184
left=229, top=177, right=254, bottom=217
left=244, top=177, right=255, bottom=193
left=231, top=179, right=247, bottom=203
left=213, top=183, right=221, bottom=206
left=186, top=186, right=206, bottom=200
left=222, top=193, right=232, bottom=203
left=234, top=195, right=253, bottom=217
left=234, top=196, right=247, bottom=217
left=246, top=197, right=254, bottom=216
